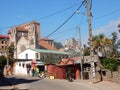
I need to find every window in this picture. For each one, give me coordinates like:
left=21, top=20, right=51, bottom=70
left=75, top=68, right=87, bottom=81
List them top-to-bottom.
left=1, top=41, right=4, bottom=44
left=2, top=46, right=4, bottom=48
left=35, top=53, right=39, bottom=59
left=25, top=54, right=28, bottom=59
left=19, top=63, right=21, bottom=66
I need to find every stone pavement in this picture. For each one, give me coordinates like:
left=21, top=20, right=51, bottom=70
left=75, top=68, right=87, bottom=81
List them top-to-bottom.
left=0, top=75, right=120, bottom=90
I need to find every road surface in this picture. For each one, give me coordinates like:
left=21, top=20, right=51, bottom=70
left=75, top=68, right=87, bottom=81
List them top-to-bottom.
left=0, top=76, right=120, bottom=90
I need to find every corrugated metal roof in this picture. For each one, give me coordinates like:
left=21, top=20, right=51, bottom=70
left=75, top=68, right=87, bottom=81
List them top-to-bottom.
left=29, top=48, right=71, bottom=55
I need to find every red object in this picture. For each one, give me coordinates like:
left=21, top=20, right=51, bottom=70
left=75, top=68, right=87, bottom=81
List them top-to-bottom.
left=0, top=35, right=9, bottom=38
left=46, top=64, right=67, bottom=79
left=75, top=65, right=80, bottom=79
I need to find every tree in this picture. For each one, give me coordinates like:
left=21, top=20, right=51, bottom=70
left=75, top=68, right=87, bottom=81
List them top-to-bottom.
left=111, top=32, right=118, bottom=57
left=92, top=34, right=112, bottom=57
left=54, top=42, right=64, bottom=49
left=6, top=44, right=15, bottom=66
left=83, top=46, right=90, bottom=56
left=0, top=56, right=7, bottom=70
left=101, top=58, right=118, bottom=77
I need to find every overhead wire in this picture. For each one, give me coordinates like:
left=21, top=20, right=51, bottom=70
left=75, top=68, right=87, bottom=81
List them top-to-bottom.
left=46, top=1, right=86, bottom=38
left=0, top=2, right=82, bottom=30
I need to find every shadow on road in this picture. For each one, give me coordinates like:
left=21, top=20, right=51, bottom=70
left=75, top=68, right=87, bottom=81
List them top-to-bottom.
left=0, top=76, right=39, bottom=87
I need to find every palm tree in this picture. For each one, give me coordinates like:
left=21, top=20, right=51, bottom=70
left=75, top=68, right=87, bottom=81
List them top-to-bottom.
left=111, top=32, right=118, bottom=57
left=92, top=34, right=112, bottom=57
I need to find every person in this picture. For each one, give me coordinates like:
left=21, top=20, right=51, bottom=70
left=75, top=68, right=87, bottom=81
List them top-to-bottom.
left=36, top=67, right=39, bottom=77
left=32, top=68, right=34, bottom=77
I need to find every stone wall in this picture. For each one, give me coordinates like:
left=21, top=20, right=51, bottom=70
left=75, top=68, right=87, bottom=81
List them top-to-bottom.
left=103, top=70, right=120, bottom=83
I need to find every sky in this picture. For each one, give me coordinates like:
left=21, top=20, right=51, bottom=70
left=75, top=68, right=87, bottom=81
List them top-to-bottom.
left=0, top=0, right=120, bottom=46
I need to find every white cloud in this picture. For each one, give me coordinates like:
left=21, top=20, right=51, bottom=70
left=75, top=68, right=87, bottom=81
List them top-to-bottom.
left=93, top=18, right=120, bottom=37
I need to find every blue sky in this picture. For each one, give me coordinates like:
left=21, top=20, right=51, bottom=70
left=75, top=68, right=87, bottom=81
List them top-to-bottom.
left=0, top=0, right=120, bottom=45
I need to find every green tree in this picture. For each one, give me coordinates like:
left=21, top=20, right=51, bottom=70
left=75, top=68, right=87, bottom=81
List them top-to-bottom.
left=111, top=32, right=118, bottom=57
left=92, top=34, right=112, bottom=57
left=54, top=42, right=63, bottom=49
left=6, top=44, right=15, bottom=66
left=83, top=45, right=90, bottom=56
left=0, top=55, right=7, bottom=70
left=101, top=58, right=118, bottom=77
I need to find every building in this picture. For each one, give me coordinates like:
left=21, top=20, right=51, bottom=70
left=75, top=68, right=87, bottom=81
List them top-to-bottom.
left=8, top=21, right=56, bottom=59
left=0, top=35, right=9, bottom=56
left=39, top=38, right=56, bottom=50
left=65, top=38, right=80, bottom=49
left=14, top=48, right=71, bottom=75
left=18, top=48, right=71, bottom=61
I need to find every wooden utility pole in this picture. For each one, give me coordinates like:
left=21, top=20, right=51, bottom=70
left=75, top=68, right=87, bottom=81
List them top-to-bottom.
left=86, top=0, right=96, bottom=83
left=77, top=27, right=83, bottom=80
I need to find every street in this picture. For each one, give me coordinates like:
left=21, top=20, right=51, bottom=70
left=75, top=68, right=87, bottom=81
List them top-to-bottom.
left=0, top=76, right=120, bottom=90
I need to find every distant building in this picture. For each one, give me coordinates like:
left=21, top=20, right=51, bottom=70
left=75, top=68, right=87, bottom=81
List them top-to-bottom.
left=0, top=35, right=9, bottom=56
left=39, top=38, right=56, bottom=50
left=65, top=38, right=80, bottom=49
left=65, top=38, right=81, bottom=56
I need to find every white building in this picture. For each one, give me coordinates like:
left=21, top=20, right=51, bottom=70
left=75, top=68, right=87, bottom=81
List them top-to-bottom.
left=14, top=48, right=71, bottom=75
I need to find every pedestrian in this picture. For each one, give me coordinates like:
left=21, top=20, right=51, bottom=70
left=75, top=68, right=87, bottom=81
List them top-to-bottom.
left=36, top=67, right=39, bottom=77
left=32, top=68, right=34, bottom=77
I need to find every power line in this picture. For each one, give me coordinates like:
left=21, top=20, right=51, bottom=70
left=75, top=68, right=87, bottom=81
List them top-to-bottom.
left=46, top=1, right=86, bottom=38
left=0, top=2, right=81, bottom=30
left=93, top=8, right=120, bottom=20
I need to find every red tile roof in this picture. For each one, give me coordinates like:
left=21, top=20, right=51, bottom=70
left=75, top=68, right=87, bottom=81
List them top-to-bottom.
left=0, top=35, right=9, bottom=38
left=40, top=38, right=53, bottom=41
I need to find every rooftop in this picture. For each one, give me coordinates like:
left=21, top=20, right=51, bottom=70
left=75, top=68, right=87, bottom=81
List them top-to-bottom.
left=30, top=48, right=71, bottom=55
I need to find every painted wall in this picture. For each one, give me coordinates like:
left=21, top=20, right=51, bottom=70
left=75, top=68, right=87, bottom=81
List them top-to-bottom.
left=18, top=49, right=37, bottom=59
left=14, top=62, right=28, bottom=75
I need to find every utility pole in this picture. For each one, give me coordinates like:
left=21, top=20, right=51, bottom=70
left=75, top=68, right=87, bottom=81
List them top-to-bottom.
left=86, top=0, right=96, bottom=83
left=77, top=27, right=83, bottom=80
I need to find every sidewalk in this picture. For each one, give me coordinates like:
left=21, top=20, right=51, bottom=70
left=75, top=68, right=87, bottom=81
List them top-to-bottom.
left=74, top=79, right=120, bottom=90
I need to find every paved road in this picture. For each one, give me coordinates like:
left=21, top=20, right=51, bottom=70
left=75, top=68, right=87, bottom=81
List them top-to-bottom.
left=0, top=76, right=120, bottom=90
left=29, top=78, right=98, bottom=90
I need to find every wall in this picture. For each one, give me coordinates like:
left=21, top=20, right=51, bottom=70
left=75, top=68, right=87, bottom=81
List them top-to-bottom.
left=18, top=49, right=36, bottom=59
left=103, top=71, right=120, bottom=83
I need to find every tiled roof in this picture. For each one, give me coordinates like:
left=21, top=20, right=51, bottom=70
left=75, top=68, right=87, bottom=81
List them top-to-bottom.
left=16, top=27, right=28, bottom=32
left=0, top=35, right=9, bottom=38
left=40, top=38, right=53, bottom=41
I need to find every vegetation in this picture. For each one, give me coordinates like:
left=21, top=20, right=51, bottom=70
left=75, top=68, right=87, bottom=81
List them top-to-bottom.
left=83, top=24, right=120, bottom=57
left=92, top=34, right=112, bottom=57
left=54, top=41, right=63, bottom=49
left=0, top=44, right=15, bottom=71
left=83, top=46, right=90, bottom=56
left=0, top=55, right=7, bottom=70
left=101, top=58, right=118, bottom=77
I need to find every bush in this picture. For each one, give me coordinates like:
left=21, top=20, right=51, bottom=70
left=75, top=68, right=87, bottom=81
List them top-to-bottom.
left=0, top=56, right=7, bottom=70
left=101, top=58, right=118, bottom=72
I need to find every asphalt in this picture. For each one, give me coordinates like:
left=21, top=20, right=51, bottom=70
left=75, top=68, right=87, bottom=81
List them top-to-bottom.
left=0, top=75, right=120, bottom=90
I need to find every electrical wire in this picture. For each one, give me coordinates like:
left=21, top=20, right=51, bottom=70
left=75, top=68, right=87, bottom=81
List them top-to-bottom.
left=46, top=1, right=86, bottom=38
left=0, top=2, right=81, bottom=30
